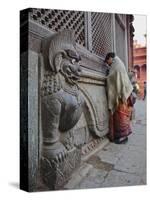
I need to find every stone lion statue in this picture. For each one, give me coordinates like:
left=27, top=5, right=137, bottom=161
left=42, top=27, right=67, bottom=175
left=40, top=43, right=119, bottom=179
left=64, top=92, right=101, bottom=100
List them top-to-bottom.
left=41, top=30, right=85, bottom=161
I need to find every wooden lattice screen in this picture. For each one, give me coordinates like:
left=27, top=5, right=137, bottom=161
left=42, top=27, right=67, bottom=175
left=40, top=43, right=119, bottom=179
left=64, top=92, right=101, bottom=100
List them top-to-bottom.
left=29, top=8, right=85, bottom=46
left=29, top=9, right=127, bottom=59
left=91, top=12, right=112, bottom=57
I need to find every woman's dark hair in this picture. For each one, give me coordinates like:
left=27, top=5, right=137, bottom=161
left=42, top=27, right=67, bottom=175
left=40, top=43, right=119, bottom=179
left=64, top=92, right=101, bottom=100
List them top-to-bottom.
left=104, top=52, right=115, bottom=62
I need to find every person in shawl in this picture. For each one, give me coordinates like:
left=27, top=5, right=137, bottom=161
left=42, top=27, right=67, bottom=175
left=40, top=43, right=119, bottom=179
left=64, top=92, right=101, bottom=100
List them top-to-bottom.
left=104, top=52, right=134, bottom=144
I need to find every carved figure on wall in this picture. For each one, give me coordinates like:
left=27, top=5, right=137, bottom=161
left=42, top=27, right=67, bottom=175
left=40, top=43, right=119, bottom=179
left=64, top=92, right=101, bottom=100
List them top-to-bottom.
left=40, top=30, right=85, bottom=189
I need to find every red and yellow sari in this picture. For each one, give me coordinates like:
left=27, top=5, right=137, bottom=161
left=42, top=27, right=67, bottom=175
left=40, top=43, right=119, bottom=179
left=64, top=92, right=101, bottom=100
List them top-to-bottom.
left=109, top=97, right=133, bottom=142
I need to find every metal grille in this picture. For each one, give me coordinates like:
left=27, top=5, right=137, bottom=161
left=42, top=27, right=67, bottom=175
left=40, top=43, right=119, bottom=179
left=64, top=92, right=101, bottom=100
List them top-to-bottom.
left=29, top=8, right=85, bottom=46
left=91, top=13, right=112, bottom=57
left=115, top=18, right=126, bottom=65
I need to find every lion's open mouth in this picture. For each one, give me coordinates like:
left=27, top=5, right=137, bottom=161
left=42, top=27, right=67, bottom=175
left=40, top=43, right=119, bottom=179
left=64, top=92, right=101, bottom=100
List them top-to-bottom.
left=66, top=68, right=80, bottom=81
left=71, top=75, right=79, bottom=81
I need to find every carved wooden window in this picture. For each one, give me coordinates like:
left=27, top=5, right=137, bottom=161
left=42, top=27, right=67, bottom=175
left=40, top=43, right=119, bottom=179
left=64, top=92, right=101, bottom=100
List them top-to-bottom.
left=29, top=8, right=85, bottom=46
left=91, top=12, right=112, bottom=57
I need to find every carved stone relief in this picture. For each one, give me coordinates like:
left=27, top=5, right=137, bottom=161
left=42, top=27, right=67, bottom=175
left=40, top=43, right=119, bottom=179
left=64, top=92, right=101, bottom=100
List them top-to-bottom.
left=40, top=30, right=109, bottom=190
left=40, top=30, right=85, bottom=189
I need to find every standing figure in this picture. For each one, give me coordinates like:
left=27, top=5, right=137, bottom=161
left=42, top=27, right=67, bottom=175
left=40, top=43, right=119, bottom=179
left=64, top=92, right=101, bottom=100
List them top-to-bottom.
left=105, top=52, right=134, bottom=144
left=143, top=81, right=146, bottom=100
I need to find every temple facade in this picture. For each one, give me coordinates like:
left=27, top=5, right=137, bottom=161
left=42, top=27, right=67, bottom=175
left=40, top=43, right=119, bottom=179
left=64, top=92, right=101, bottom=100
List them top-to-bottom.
left=133, top=40, right=147, bottom=97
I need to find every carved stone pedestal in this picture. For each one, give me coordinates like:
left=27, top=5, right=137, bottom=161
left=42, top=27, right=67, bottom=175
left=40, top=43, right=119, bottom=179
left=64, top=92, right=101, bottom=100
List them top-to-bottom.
left=41, top=147, right=81, bottom=190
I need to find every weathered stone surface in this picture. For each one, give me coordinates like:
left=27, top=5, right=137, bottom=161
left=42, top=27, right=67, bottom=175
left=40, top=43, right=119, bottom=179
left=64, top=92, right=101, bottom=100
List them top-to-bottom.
left=28, top=50, right=39, bottom=191
left=82, top=138, right=109, bottom=161
left=96, top=143, right=124, bottom=165
left=41, top=147, right=81, bottom=190
left=114, top=149, right=145, bottom=173
left=64, top=163, right=93, bottom=189
left=74, top=168, right=108, bottom=189
left=101, top=170, right=143, bottom=187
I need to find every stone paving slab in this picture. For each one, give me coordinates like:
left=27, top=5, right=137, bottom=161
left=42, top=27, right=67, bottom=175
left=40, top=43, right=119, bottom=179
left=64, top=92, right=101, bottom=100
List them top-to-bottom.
left=96, top=144, right=124, bottom=165
left=114, top=151, right=146, bottom=175
left=64, top=163, right=93, bottom=189
left=74, top=168, right=108, bottom=189
left=101, top=170, right=143, bottom=187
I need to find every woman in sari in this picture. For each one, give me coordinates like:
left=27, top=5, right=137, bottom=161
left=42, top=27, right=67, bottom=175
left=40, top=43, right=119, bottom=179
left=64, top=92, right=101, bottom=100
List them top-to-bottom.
left=104, top=52, right=134, bottom=144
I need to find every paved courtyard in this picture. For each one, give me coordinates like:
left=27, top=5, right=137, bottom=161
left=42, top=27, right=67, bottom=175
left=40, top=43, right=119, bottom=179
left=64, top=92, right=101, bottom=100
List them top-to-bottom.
left=65, top=99, right=146, bottom=189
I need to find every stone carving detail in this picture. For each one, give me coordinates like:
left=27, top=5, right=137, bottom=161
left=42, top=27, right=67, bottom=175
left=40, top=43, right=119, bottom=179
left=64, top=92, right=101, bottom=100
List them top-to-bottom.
left=40, top=30, right=85, bottom=189
left=78, top=85, right=109, bottom=137
left=81, top=137, right=106, bottom=157
left=41, top=147, right=81, bottom=190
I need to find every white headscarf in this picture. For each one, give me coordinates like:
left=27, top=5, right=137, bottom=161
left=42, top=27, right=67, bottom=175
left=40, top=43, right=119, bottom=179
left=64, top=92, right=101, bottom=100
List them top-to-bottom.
left=106, top=56, right=133, bottom=113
